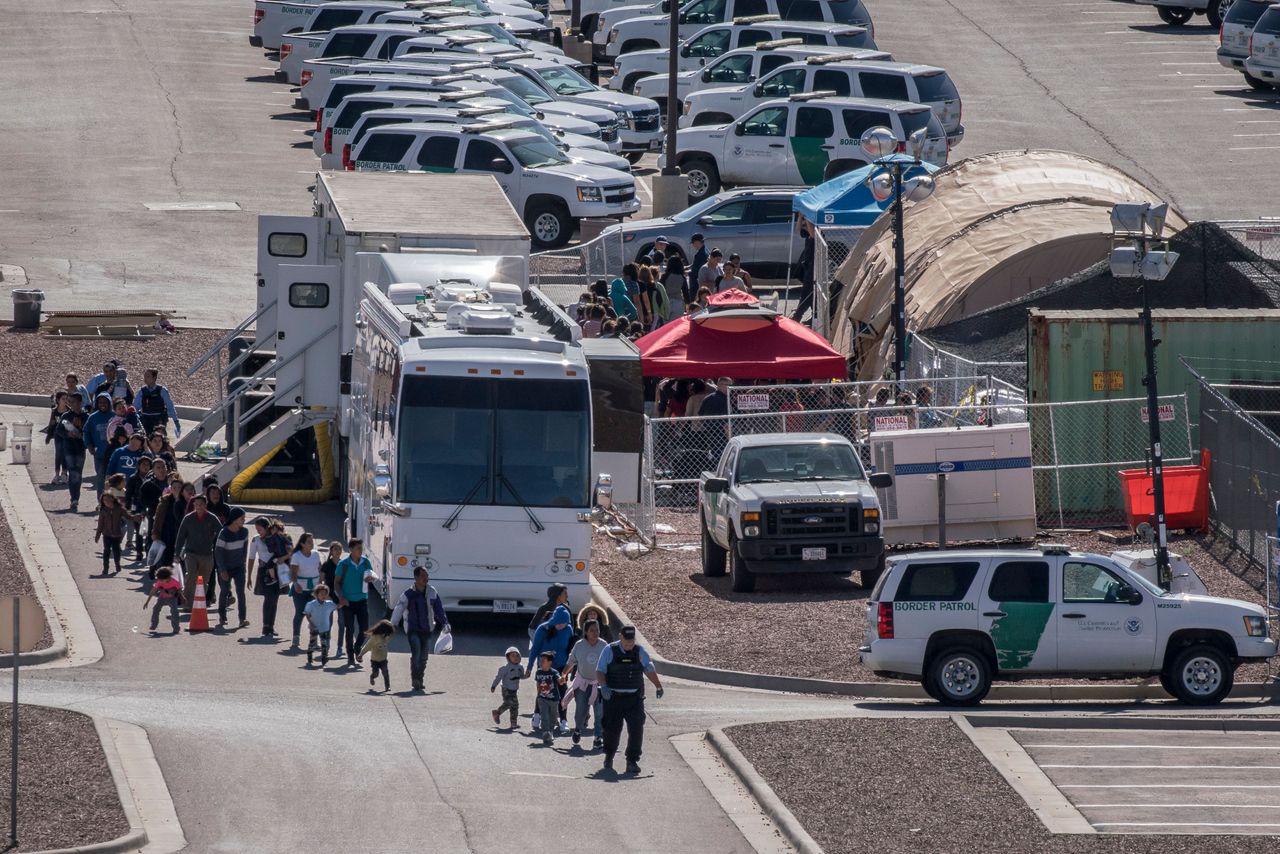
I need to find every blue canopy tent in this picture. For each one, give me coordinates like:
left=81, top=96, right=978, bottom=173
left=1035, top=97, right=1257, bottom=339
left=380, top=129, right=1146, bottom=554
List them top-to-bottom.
left=792, top=155, right=941, bottom=228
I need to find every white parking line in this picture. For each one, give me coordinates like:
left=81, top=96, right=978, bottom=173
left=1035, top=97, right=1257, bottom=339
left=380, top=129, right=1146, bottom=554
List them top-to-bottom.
left=1160, top=72, right=1240, bottom=76
left=1239, top=119, right=1280, bottom=122
left=1234, top=132, right=1280, bottom=137
left=1230, top=145, right=1280, bottom=150
left=1024, top=745, right=1280, bottom=750
left=1043, top=765, right=1280, bottom=770
left=507, top=771, right=576, bottom=779
left=1061, top=784, right=1280, bottom=789
left=1093, top=822, right=1280, bottom=828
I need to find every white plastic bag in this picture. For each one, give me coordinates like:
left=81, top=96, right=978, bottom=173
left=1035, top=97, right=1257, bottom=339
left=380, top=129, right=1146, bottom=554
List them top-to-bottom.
left=146, top=540, right=165, bottom=568
left=434, top=628, right=453, bottom=654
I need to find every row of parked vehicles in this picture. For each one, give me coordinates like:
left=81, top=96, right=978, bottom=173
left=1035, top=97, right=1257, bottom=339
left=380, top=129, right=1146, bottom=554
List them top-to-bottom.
left=1138, top=0, right=1280, bottom=90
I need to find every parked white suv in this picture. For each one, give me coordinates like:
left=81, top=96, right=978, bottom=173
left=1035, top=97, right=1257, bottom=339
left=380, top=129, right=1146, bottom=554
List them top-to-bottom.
left=1218, top=0, right=1277, bottom=89
left=1244, top=3, right=1280, bottom=87
left=608, top=18, right=875, bottom=94
left=632, top=40, right=890, bottom=109
left=682, top=58, right=964, bottom=145
left=663, top=93, right=948, bottom=201
left=350, top=122, right=640, bottom=246
left=861, top=545, right=1276, bottom=706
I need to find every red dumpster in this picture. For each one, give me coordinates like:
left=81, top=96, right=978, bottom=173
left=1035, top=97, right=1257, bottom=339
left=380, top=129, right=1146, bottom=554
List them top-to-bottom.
left=1119, top=448, right=1210, bottom=533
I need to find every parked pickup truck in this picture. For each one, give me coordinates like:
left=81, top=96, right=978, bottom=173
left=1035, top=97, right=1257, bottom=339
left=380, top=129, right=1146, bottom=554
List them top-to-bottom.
left=700, top=433, right=891, bottom=592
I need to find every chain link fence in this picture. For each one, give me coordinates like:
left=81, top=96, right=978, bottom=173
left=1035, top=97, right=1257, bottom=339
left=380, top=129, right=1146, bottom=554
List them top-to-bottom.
left=807, top=226, right=863, bottom=339
left=528, top=229, right=626, bottom=308
left=908, top=333, right=1027, bottom=394
left=1185, top=358, right=1280, bottom=570
left=728, top=377, right=1024, bottom=417
left=644, top=393, right=1190, bottom=530
left=1269, top=536, right=1280, bottom=615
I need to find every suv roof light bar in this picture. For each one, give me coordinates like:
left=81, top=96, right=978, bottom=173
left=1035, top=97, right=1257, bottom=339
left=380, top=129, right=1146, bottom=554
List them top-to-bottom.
left=733, top=13, right=781, bottom=23
left=754, top=37, right=804, bottom=49
left=788, top=90, right=838, bottom=101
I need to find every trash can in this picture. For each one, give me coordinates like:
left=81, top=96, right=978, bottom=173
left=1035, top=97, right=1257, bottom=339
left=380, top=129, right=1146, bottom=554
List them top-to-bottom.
left=10, top=289, right=44, bottom=330
left=10, top=420, right=32, bottom=443
left=0, top=424, right=7, bottom=452
left=10, top=439, right=30, bottom=466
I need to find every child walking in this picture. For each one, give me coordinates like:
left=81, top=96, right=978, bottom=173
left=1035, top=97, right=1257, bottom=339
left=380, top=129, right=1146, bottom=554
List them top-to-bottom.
left=95, top=490, right=140, bottom=576
left=142, top=567, right=184, bottom=634
left=303, top=585, right=338, bottom=666
left=357, top=620, right=394, bottom=692
left=490, top=646, right=526, bottom=729
left=533, top=651, right=564, bottom=746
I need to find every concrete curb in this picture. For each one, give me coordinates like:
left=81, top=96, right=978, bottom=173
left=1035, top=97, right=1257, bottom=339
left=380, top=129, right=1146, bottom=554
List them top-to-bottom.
left=0, top=394, right=208, bottom=420
left=0, top=408, right=103, bottom=667
left=588, top=581, right=1277, bottom=702
left=965, top=713, right=1280, bottom=732
left=29, top=715, right=185, bottom=854
left=706, top=728, right=824, bottom=854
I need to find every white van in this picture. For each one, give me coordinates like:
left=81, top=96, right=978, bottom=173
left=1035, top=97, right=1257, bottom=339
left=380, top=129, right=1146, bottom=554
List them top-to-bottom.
left=608, top=18, right=876, bottom=94
left=683, top=58, right=963, bottom=145
left=664, top=93, right=948, bottom=201
left=350, top=122, right=640, bottom=247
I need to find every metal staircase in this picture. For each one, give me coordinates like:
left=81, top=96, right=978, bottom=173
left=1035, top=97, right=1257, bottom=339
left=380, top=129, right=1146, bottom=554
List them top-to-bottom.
left=204, top=406, right=334, bottom=486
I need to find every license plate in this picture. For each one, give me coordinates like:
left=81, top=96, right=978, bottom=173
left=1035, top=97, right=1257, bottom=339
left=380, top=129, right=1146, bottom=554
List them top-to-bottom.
left=649, top=138, right=663, bottom=150
left=802, top=547, right=827, bottom=561
left=493, top=599, right=518, bottom=613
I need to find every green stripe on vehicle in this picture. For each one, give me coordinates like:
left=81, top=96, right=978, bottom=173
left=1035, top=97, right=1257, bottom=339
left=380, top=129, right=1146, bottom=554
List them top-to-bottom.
left=790, top=137, right=829, bottom=185
left=989, top=602, right=1054, bottom=670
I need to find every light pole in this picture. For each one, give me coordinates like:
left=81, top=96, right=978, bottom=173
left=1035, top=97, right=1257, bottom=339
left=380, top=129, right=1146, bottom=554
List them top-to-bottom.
left=651, top=0, right=689, bottom=216
left=859, top=128, right=936, bottom=385
left=1109, top=201, right=1179, bottom=589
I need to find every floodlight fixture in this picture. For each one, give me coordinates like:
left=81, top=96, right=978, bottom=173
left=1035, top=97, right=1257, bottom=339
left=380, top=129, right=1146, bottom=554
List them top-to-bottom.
left=859, top=126, right=897, bottom=160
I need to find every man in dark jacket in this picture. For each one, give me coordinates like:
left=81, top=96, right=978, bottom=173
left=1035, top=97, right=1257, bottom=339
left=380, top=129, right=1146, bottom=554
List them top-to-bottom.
left=687, top=233, right=708, bottom=300
left=55, top=395, right=89, bottom=511
left=174, top=495, right=222, bottom=608
left=389, top=567, right=450, bottom=692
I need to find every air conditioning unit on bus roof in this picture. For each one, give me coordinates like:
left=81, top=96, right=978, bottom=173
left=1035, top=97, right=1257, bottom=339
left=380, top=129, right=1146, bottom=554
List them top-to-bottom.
left=450, top=303, right=516, bottom=335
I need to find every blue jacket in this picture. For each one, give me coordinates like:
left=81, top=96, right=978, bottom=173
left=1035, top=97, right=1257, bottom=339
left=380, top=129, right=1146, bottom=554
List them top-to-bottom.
left=83, top=395, right=115, bottom=456
left=107, top=445, right=145, bottom=478
left=528, top=604, right=574, bottom=670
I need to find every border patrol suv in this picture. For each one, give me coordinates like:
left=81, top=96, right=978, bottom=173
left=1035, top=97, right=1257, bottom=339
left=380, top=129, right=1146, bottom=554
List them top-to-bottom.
left=608, top=18, right=876, bottom=94
left=633, top=40, right=891, bottom=110
left=682, top=58, right=963, bottom=145
left=663, top=93, right=948, bottom=201
left=349, top=121, right=640, bottom=247
left=700, top=433, right=892, bottom=593
left=861, top=545, right=1276, bottom=706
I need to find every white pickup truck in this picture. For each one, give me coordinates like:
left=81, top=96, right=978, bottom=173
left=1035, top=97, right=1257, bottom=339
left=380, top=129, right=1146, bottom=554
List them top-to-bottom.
left=700, top=433, right=892, bottom=593
left=862, top=544, right=1276, bottom=706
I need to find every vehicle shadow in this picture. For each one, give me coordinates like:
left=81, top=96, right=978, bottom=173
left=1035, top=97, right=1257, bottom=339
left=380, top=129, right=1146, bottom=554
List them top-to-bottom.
left=1127, top=22, right=1219, bottom=34
left=244, top=74, right=282, bottom=84
left=1209, top=88, right=1280, bottom=106
left=269, top=111, right=312, bottom=123
left=688, top=571, right=872, bottom=604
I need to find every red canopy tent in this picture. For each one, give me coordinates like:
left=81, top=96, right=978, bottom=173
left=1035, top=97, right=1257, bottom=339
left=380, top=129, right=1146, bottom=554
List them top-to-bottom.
left=635, top=289, right=848, bottom=380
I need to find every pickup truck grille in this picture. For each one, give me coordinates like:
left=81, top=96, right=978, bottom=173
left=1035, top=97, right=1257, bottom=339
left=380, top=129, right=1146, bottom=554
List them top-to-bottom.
left=629, top=110, right=660, bottom=132
left=600, top=125, right=619, bottom=142
left=604, top=184, right=635, bottom=203
left=764, top=503, right=857, bottom=537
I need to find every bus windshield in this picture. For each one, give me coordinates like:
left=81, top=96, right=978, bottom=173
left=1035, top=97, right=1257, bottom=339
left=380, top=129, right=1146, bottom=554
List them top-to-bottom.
left=397, top=376, right=591, bottom=508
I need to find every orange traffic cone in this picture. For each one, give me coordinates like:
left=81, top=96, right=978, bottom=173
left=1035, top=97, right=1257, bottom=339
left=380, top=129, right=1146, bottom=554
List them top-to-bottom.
left=188, top=576, right=211, bottom=633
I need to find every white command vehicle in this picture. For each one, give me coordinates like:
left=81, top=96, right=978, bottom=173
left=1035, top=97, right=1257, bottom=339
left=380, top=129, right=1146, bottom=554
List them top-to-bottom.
left=592, top=0, right=872, bottom=62
left=1245, top=4, right=1280, bottom=86
left=608, top=18, right=875, bottom=94
left=633, top=40, right=889, bottom=108
left=500, top=56, right=664, bottom=159
left=683, top=58, right=964, bottom=145
left=318, top=89, right=613, bottom=166
left=664, top=93, right=948, bottom=201
left=341, top=107, right=631, bottom=172
left=350, top=122, right=639, bottom=247
left=177, top=173, right=644, bottom=614
left=352, top=262, right=599, bottom=614
left=699, top=433, right=892, bottom=592
left=861, top=545, right=1277, bottom=706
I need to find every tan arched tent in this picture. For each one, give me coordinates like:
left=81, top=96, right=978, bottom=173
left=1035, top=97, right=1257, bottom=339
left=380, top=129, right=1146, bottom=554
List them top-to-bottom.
left=827, top=150, right=1189, bottom=380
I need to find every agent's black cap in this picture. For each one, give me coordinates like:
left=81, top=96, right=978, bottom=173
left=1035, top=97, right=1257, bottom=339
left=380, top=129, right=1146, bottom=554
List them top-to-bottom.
left=691, top=233, right=705, bottom=242
left=620, top=625, right=637, bottom=640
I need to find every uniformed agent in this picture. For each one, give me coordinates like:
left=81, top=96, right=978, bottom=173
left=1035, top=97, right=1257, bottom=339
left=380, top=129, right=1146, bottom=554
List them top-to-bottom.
left=594, top=625, right=663, bottom=774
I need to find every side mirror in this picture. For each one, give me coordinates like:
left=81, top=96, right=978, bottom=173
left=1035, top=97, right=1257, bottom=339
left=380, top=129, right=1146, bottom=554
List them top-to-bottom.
left=681, top=44, right=691, bottom=57
left=699, top=58, right=706, bottom=67
left=701, top=68, right=712, bottom=82
left=752, top=84, right=764, bottom=98
left=734, top=122, right=745, bottom=136
left=490, top=157, right=513, bottom=174
left=697, top=216, right=712, bottom=226
left=373, top=463, right=392, bottom=500
left=869, top=472, right=893, bottom=490
left=594, top=473, right=614, bottom=509
left=703, top=476, right=729, bottom=494
left=1118, top=584, right=1142, bottom=605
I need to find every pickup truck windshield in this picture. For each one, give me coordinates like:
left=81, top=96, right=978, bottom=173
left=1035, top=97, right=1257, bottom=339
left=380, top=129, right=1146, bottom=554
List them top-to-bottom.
left=537, top=65, right=596, bottom=96
left=508, top=137, right=570, bottom=167
left=398, top=376, right=591, bottom=508
left=736, top=443, right=864, bottom=483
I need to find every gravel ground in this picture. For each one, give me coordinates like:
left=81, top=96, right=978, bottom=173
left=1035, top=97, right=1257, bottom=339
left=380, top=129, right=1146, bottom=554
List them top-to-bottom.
left=0, top=326, right=230, bottom=408
left=0, top=500, right=52, bottom=652
left=593, top=512, right=1275, bottom=684
left=0, top=705, right=129, bottom=852
left=728, top=718, right=1280, bottom=853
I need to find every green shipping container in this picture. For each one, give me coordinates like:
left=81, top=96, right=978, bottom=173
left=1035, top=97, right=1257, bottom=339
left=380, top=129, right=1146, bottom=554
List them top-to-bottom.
left=1026, top=309, right=1280, bottom=526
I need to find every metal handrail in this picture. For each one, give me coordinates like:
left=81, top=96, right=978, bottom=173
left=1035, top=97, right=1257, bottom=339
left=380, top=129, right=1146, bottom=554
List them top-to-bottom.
left=186, top=300, right=277, bottom=377
left=231, top=321, right=339, bottom=402
left=219, top=336, right=271, bottom=382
